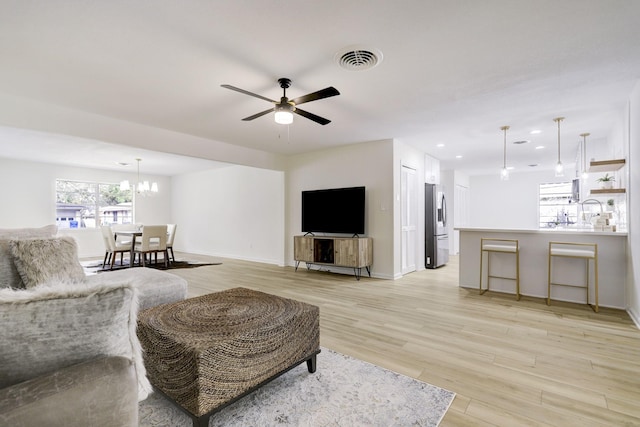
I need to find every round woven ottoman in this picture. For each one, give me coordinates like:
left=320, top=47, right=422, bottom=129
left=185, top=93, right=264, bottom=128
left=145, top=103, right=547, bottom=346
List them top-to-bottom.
left=137, top=287, right=320, bottom=427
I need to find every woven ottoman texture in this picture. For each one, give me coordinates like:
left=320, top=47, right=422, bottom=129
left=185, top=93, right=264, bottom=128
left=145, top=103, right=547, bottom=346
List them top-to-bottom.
left=137, top=287, right=320, bottom=425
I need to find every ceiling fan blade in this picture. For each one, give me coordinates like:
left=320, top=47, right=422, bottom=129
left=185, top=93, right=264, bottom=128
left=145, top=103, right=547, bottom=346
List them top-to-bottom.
left=221, top=84, right=276, bottom=103
left=291, top=87, right=340, bottom=106
left=242, top=107, right=275, bottom=121
left=294, top=108, right=331, bottom=125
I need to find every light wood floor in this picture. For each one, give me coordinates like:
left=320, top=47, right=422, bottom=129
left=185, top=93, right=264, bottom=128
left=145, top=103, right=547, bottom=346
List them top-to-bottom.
left=167, top=252, right=640, bottom=426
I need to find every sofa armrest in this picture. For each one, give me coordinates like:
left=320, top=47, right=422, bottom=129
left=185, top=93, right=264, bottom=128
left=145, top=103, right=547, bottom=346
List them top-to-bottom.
left=0, top=356, right=138, bottom=427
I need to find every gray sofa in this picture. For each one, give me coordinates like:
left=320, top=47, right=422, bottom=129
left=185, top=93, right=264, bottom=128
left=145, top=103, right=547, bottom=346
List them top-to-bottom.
left=0, top=225, right=188, bottom=426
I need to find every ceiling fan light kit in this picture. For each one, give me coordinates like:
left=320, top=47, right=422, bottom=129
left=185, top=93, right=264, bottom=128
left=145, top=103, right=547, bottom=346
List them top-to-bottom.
left=222, top=77, right=340, bottom=125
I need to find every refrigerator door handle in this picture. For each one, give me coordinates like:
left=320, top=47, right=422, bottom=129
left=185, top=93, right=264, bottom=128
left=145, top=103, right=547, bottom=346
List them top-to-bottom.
left=441, top=194, right=447, bottom=227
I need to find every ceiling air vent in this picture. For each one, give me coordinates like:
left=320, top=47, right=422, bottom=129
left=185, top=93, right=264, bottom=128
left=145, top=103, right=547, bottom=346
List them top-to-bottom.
left=335, top=46, right=383, bottom=71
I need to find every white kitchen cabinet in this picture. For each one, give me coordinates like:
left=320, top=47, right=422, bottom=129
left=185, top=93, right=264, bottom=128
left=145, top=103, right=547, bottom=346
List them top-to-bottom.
left=425, top=154, right=440, bottom=184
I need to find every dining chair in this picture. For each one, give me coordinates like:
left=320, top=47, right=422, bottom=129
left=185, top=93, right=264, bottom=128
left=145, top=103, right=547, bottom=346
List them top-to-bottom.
left=111, top=223, right=139, bottom=246
left=166, top=224, right=177, bottom=264
left=100, top=225, right=132, bottom=270
left=133, top=225, right=168, bottom=268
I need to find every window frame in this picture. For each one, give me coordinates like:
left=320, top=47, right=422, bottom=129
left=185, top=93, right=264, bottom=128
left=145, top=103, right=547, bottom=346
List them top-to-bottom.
left=55, top=179, right=133, bottom=229
left=538, top=181, right=578, bottom=228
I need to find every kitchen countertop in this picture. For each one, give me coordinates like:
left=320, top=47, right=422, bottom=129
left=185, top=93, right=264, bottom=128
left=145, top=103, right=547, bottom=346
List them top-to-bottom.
left=455, top=227, right=627, bottom=237
left=456, top=227, right=627, bottom=308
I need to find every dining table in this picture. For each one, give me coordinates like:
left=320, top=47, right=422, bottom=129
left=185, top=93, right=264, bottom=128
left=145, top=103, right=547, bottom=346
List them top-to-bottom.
left=113, top=229, right=142, bottom=267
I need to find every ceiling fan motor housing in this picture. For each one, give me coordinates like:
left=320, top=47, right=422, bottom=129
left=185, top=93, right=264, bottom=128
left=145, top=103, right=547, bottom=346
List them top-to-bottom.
left=276, top=102, right=294, bottom=113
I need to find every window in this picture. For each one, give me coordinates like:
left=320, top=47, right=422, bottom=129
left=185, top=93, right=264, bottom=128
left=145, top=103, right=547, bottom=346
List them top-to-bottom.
left=56, top=180, right=133, bottom=229
left=539, top=181, right=578, bottom=228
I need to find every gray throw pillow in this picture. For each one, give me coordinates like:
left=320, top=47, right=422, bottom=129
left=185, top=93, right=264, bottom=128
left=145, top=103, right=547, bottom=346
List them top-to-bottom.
left=0, top=225, right=58, bottom=289
left=9, top=236, right=85, bottom=289
left=0, top=281, right=151, bottom=401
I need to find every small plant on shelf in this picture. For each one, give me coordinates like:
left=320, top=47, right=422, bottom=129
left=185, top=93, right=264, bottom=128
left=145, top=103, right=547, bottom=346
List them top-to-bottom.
left=596, top=173, right=615, bottom=189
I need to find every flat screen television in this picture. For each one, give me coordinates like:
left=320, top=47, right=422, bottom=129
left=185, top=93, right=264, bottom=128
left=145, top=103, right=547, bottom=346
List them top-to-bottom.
left=302, top=186, right=365, bottom=235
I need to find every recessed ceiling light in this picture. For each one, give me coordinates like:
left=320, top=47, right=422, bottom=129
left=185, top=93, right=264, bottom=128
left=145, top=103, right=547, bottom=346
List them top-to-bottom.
left=530, top=130, right=542, bottom=135
left=436, top=143, right=445, bottom=148
left=535, top=145, right=545, bottom=150
left=455, top=155, right=463, bottom=159
left=507, top=166, right=515, bottom=170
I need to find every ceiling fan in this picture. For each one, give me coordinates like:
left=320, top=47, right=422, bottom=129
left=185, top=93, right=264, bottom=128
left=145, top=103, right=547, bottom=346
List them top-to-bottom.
left=221, top=78, right=340, bottom=125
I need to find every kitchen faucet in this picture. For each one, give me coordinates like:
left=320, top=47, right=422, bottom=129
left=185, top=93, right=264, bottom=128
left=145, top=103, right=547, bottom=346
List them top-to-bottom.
left=580, top=198, right=603, bottom=225
left=581, top=198, right=603, bottom=213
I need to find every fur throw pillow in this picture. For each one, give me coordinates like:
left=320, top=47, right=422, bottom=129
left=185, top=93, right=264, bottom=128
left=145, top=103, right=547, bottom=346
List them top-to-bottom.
left=0, top=225, right=58, bottom=289
left=9, top=236, right=85, bottom=289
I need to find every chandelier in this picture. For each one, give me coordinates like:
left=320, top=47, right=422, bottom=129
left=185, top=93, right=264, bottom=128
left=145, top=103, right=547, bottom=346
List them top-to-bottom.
left=119, top=158, right=158, bottom=196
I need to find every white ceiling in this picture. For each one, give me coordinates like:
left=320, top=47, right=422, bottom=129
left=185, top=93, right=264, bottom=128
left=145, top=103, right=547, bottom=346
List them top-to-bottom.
left=1, top=0, right=639, bottom=176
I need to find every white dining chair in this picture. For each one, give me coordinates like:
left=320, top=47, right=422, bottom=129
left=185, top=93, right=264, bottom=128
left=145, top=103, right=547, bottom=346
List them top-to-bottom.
left=110, top=223, right=139, bottom=246
left=166, top=224, right=177, bottom=264
left=100, top=225, right=132, bottom=270
left=133, top=225, right=168, bottom=268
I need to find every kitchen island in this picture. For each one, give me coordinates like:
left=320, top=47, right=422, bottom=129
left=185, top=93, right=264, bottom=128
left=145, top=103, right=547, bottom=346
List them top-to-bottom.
left=456, top=227, right=627, bottom=309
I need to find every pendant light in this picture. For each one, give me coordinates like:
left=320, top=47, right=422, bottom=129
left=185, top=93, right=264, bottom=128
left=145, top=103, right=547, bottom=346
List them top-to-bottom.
left=553, top=117, right=565, bottom=177
left=500, top=125, right=510, bottom=181
left=580, top=133, right=590, bottom=181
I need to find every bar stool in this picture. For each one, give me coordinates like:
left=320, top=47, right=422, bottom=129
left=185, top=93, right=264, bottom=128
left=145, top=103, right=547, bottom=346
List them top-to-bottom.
left=479, top=238, right=520, bottom=300
left=547, top=241, right=598, bottom=312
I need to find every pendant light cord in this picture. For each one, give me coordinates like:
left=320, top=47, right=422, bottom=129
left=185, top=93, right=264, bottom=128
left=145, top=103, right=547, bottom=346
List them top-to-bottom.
left=553, top=117, right=564, bottom=163
left=501, top=125, right=509, bottom=168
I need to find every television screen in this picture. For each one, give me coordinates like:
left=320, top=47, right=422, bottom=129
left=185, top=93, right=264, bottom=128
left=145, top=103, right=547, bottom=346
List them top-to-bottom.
left=302, top=186, right=365, bottom=235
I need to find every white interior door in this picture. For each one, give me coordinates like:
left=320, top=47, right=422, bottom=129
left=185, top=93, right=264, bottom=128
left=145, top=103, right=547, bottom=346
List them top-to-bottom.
left=401, top=166, right=418, bottom=274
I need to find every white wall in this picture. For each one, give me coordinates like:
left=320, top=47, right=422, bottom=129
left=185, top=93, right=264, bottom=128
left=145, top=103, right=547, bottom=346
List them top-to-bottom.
left=626, top=81, right=639, bottom=326
left=286, top=140, right=395, bottom=278
left=0, top=157, right=171, bottom=257
left=171, top=164, right=285, bottom=265
left=469, top=170, right=553, bottom=229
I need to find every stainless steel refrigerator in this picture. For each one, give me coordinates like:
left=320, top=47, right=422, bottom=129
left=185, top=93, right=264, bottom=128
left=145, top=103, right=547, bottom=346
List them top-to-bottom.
left=425, top=183, right=449, bottom=269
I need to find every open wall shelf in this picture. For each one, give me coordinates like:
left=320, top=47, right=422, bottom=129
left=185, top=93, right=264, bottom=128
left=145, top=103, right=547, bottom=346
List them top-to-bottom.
left=589, top=159, right=625, bottom=172
left=590, top=188, right=626, bottom=195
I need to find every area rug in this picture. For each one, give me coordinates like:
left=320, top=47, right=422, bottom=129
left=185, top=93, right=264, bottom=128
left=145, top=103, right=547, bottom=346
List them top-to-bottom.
left=82, top=260, right=221, bottom=274
left=139, top=348, right=455, bottom=427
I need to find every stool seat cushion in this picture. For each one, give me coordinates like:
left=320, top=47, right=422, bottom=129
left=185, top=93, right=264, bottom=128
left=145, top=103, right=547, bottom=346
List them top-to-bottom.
left=483, top=244, right=517, bottom=253
left=550, top=248, right=595, bottom=258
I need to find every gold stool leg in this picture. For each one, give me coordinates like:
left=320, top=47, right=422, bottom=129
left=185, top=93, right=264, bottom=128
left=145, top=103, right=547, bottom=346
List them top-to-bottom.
left=479, top=241, right=487, bottom=295
left=547, top=243, right=552, bottom=306
left=593, top=247, right=599, bottom=313
left=515, top=249, right=521, bottom=301
left=479, top=250, right=489, bottom=295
